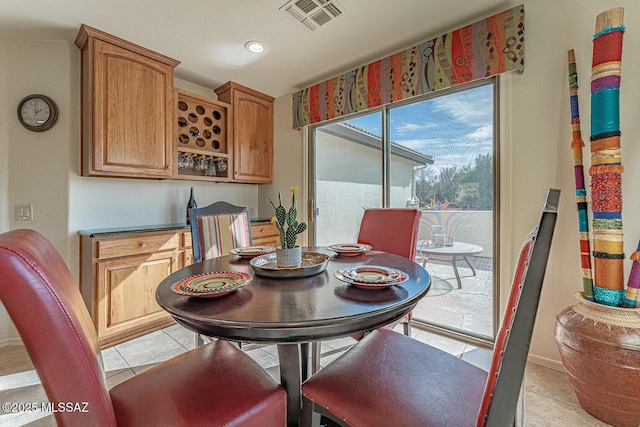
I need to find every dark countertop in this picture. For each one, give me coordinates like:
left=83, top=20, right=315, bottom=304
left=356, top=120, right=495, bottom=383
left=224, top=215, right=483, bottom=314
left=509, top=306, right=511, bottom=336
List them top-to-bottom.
left=78, top=218, right=273, bottom=238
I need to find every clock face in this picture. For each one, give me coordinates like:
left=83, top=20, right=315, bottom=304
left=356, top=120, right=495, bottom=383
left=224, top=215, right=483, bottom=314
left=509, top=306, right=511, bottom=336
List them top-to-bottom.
left=17, top=94, right=58, bottom=131
left=20, top=98, right=51, bottom=126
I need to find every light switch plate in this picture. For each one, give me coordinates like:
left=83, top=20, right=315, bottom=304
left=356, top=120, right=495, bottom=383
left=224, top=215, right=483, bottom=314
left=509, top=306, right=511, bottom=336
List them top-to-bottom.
left=14, top=204, right=33, bottom=221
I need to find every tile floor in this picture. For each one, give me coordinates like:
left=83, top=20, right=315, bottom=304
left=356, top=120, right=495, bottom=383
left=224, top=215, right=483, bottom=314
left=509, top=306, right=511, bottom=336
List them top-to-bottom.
left=0, top=323, right=611, bottom=426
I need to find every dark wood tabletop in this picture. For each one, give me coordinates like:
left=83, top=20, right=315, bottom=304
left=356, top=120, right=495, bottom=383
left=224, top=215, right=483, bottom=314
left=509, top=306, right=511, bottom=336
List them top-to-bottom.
left=155, top=247, right=431, bottom=426
left=156, top=247, right=431, bottom=343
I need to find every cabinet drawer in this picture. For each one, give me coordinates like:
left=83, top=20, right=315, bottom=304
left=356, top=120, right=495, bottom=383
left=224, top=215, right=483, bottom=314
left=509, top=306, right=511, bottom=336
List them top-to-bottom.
left=251, top=222, right=279, bottom=239
left=181, top=231, right=192, bottom=248
left=96, top=233, right=179, bottom=259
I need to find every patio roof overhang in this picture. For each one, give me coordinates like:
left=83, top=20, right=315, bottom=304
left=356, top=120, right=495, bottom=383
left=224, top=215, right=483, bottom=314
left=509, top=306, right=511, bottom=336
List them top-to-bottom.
left=318, top=122, right=434, bottom=166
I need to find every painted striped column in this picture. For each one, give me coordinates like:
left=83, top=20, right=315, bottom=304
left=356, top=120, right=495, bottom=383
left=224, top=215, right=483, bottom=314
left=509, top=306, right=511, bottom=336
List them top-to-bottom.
left=589, top=7, right=625, bottom=306
left=568, top=49, right=594, bottom=301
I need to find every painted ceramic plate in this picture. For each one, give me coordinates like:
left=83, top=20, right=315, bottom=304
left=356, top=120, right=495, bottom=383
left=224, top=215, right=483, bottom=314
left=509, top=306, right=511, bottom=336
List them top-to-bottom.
left=327, top=243, right=372, bottom=256
left=229, top=246, right=276, bottom=258
left=334, top=265, right=408, bottom=289
left=341, top=265, right=405, bottom=283
left=172, top=271, right=251, bottom=298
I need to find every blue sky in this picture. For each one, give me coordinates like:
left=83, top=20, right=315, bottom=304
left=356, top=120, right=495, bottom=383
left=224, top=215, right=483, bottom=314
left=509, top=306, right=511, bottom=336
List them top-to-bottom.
left=345, top=82, right=494, bottom=173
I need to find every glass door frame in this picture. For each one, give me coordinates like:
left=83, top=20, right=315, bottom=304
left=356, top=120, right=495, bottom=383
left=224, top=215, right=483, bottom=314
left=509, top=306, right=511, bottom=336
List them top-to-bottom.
left=307, top=77, right=500, bottom=347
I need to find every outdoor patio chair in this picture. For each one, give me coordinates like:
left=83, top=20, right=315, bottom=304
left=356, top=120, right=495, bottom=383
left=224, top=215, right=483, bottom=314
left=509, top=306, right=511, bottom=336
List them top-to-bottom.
left=301, top=188, right=559, bottom=426
left=0, top=229, right=286, bottom=426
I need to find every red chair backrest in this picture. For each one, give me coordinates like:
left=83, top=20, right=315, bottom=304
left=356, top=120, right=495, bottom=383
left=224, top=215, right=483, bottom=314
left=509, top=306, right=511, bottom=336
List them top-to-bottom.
left=477, top=188, right=559, bottom=426
left=357, top=208, right=422, bottom=261
left=0, top=229, right=117, bottom=426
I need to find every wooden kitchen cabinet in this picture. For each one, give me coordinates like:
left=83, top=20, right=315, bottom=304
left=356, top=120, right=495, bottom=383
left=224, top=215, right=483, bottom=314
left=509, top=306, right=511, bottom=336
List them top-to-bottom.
left=75, top=25, right=180, bottom=179
left=215, top=81, right=274, bottom=183
left=251, top=221, right=280, bottom=248
left=80, top=229, right=191, bottom=347
left=179, top=230, right=194, bottom=268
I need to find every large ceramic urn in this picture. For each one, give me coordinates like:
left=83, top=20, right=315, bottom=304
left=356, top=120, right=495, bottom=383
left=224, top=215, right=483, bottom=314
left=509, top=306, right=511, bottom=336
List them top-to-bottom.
left=555, top=293, right=640, bottom=427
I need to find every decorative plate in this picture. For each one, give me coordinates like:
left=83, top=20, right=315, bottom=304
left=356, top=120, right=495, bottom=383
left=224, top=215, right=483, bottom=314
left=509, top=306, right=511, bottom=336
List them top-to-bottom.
left=327, top=243, right=372, bottom=256
left=229, top=246, right=276, bottom=258
left=250, top=252, right=330, bottom=278
left=334, top=265, right=408, bottom=289
left=341, top=265, right=405, bottom=284
left=171, top=271, right=251, bottom=298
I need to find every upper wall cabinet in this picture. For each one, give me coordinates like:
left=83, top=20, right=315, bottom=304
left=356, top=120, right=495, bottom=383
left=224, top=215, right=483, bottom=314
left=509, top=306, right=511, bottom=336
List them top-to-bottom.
left=75, top=25, right=180, bottom=179
left=215, top=82, right=274, bottom=183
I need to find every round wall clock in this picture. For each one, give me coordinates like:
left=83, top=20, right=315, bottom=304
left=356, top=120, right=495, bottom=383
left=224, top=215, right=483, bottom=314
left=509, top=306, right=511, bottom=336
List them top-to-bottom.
left=17, top=94, right=59, bottom=132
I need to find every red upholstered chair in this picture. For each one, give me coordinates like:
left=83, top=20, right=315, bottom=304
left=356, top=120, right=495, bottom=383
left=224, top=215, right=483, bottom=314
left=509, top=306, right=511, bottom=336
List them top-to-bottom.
left=302, top=189, right=559, bottom=426
left=312, top=208, right=422, bottom=373
left=357, top=208, right=422, bottom=336
left=0, top=229, right=286, bottom=427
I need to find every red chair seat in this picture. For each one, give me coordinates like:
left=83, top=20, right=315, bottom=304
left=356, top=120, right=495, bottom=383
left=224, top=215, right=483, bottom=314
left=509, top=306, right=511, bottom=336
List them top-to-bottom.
left=302, top=189, right=560, bottom=426
left=0, top=229, right=286, bottom=426
left=302, top=328, right=487, bottom=426
left=111, top=339, right=286, bottom=426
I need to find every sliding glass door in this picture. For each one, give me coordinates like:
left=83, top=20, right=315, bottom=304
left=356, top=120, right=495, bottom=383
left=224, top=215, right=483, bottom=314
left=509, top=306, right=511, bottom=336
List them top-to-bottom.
left=310, top=78, right=498, bottom=342
left=312, top=110, right=383, bottom=246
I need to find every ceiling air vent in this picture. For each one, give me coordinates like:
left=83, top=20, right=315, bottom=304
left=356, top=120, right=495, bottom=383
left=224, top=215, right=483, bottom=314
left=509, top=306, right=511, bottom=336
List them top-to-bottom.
left=280, top=0, right=346, bottom=31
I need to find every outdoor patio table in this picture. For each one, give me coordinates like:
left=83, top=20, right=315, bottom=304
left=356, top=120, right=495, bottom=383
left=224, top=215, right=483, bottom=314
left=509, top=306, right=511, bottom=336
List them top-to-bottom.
left=419, top=240, right=483, bottom=289
left=156, top=247, right=431, bottom=427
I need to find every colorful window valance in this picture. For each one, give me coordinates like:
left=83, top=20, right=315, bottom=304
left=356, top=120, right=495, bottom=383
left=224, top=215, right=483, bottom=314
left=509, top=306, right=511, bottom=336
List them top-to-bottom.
left=292, top=4, right=525, bottom=129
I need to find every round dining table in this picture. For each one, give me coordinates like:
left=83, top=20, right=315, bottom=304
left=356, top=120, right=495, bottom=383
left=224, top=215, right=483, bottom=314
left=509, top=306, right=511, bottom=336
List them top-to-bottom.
left=156, top=247, right=431, bottom=426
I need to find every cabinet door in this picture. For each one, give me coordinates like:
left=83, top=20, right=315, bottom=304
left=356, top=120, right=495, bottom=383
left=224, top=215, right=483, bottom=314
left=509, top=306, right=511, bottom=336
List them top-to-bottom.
left=89, top=39, right=174, bottom=177
left=232, top=90, right=273, bottom=183
left=96, top=250, right=177, bottom=345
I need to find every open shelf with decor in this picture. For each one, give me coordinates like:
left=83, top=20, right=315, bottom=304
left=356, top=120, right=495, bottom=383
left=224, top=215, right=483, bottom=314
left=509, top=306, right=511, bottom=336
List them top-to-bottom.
left=174, top=88, right=232, bottom=181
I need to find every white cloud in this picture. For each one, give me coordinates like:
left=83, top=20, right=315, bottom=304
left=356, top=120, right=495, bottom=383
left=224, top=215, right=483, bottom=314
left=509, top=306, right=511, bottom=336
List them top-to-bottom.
left=395, top=122, right=437, bottom=133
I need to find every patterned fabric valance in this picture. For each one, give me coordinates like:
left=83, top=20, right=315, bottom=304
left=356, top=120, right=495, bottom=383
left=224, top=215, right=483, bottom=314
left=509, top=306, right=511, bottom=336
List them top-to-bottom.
left=292, top=4, right=525, bottom=129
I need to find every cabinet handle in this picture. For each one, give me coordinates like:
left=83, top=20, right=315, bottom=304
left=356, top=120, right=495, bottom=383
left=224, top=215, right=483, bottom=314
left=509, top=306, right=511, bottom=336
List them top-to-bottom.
left=140, top=243, right=147, bottom=248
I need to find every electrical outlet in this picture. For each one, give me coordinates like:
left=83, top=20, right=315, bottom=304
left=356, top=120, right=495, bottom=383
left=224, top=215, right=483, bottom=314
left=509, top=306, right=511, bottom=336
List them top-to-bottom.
left=14, top=204, right=33, bottom=221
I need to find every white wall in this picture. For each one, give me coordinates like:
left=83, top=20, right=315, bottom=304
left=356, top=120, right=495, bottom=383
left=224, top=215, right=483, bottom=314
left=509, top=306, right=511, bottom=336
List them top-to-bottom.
left=267, top=0, right=640, bottom=368
left=502, top=0, right=640, bottom=368
left=0, top=40, right=260, bottom=344
left=0, top=41, right=15, bottom=344
left=258, top=94, right=309, bottom=245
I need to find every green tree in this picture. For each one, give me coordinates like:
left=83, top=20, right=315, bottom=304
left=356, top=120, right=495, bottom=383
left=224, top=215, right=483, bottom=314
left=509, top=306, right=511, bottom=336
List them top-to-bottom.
left=416, top=153, right=492, bottom=210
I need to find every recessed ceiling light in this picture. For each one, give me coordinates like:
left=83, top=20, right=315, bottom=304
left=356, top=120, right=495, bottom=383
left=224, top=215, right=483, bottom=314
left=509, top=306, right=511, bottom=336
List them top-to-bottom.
left=244, top=41, right=265, bottom=54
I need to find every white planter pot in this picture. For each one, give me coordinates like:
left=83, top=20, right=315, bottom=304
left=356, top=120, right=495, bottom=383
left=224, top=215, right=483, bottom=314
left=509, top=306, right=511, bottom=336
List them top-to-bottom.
left=276, top=246, right=302, bottom=268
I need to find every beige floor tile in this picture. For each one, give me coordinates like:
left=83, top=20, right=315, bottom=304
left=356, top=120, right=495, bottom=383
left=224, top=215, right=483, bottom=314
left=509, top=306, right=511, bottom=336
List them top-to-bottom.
left=163, top=324, right=198, bottom=350
left=412, top=328, right=467, bottom=355
left=114, top=331, right=183, bottom=367
left=460, top=345, right=492, bottom=371
left=0, top=346, right=34, bottom=376
left=101, top=347, right=129, bottom=378
left=245, top=347, right=279, bottom=369
left=524, top=363, right=581, bottom=407
left=105, top=368, right=136, bottom=389
left=523, top=389, right=611, bottom=426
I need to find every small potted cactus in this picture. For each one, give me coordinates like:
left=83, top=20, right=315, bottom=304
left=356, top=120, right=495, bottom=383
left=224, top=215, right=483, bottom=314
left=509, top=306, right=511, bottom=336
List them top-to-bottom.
left=270, top=187, right=307, bottom=268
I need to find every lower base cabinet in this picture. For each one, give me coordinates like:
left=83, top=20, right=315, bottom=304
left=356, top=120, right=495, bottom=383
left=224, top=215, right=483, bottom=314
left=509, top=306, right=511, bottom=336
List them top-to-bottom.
left=80, top=224, right=275, bottom=348
left=80, top=230, right=191, bottom=348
